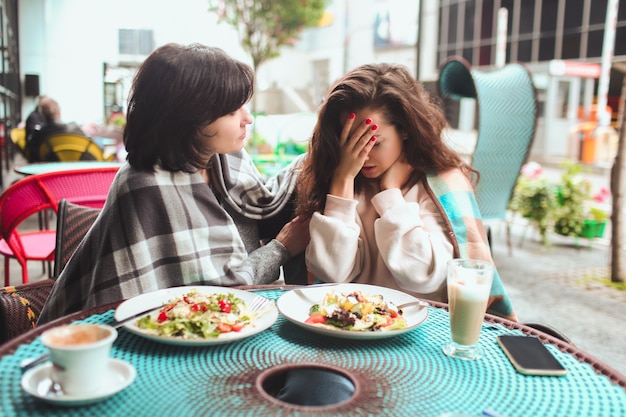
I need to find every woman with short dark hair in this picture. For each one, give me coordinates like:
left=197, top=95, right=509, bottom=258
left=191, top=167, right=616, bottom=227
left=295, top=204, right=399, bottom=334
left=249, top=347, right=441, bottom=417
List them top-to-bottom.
left=39, top=43, right=309, bottom=323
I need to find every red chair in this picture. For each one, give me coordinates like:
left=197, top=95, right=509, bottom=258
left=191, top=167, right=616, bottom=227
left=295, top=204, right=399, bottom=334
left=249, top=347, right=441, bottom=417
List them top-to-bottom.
left=0, top=167, right=119, bottom=285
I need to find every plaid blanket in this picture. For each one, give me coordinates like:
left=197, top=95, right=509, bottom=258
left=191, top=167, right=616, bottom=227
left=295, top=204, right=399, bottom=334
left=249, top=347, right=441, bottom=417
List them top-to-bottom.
left=211, top=150, right=304, bottom=218
left=38, top=151, right=300, bottom=324
left=426, top=170, right=515, bottom=319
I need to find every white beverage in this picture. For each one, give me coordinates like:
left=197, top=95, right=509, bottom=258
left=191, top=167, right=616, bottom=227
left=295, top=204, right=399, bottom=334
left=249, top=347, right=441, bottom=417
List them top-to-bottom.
left=443, top=259, right=494, bottom=360
left=448, top=281, right=489, bottom=346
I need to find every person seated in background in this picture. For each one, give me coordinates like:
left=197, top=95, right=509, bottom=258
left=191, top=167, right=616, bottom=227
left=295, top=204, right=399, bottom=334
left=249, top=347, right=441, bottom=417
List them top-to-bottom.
left=37, top=43, right=309, bottom=324
left=295, top=63, right=517, bottom=321
left=24, top=95, right=48, bottom=146
left=26, top=96, right=86, bottom=162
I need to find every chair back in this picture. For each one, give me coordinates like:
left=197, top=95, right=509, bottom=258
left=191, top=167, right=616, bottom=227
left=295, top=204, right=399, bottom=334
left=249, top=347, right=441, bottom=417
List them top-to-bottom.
left=438, top=57, right=538, bottom=220
left=9, top=127, right=26, bottom=156
left=38, top=133, right=107, bottom=162
left=34, top=166, right=120, bottom=208
left=0, top=167, right=119, bottom=284
left=0, top=176, right=58, bottom=267
left=54, top=199, right=101, bottom=278
left=0, top=279, right=55, bottom=344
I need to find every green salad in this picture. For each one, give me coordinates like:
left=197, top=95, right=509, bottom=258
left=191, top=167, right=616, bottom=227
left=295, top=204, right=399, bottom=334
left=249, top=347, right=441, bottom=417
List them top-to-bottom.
left=136, top=290, right=253, bottom=339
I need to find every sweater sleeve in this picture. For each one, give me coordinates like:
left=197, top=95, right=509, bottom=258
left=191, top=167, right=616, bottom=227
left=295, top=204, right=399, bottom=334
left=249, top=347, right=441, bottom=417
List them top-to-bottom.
left=371, top=188, right=453, bottom=294
left=305, top=194, right=363, bottom=283
left=245, top=239, right=291, bottom=284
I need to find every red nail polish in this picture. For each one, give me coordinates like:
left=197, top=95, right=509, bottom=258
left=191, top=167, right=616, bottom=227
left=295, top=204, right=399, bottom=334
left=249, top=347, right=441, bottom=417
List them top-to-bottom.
left=349, top=113, right=355, bottom=119
left=365, top=118, right=372, bottom=125
left=371, top=124, right=378, bottom=131
left=371, top=136, right=376, bottom=142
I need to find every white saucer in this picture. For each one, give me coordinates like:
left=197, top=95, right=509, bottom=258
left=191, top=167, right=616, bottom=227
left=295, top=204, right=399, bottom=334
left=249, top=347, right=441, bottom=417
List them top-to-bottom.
left=21, top=358, right=136, bottom=406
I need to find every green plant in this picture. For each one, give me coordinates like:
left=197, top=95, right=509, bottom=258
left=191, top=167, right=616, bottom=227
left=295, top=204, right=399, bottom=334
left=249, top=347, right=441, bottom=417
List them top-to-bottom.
left=508, top=161, right=610, bottom=245
left=553, top=161, right=591, bottom=237
left=509, top=174, right=557, bottom=244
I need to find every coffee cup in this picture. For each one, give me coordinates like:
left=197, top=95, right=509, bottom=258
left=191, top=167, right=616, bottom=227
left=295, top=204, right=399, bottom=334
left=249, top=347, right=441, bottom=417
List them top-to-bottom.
left=41, top=323, right=117, bottom=395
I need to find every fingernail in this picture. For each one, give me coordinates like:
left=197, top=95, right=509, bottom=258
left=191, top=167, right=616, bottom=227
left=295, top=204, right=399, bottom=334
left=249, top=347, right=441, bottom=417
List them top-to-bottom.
left=349, top=113, right=355, bottom=119
left=365, top=118, right=372, bottom=125
left=371, top=124, right=378, bottom=131
left=370, top=136, right=376, bottom=142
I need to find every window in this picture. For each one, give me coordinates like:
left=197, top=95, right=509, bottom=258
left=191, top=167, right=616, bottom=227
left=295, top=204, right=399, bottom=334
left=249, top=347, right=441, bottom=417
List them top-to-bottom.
left=519, top=0, right=536, bottom=34
left=540, top=0, right=558, bottom=33
left=564, top=0, right=584, bottom=29
left=589, top=0, right=608, bottom=25
left=463, top=2, right=475, bottom=41
left=480, top=2, right=494, bottom=40
left=448, top=3, right=458, bottom=45
left=615, top=26, right=626, bottom=56
left=118, top=29, right=154, bottom=56
left=586, top=30, right=604, bottom=58
left=561, top=33, right=581, bottom=59
left=539, top=36, right=556, bottom=61
left=518, top=40, right=533, bottom=62
left=479, top=44, right=492, bottom=66
left=462, top=48, right=473, bottom=63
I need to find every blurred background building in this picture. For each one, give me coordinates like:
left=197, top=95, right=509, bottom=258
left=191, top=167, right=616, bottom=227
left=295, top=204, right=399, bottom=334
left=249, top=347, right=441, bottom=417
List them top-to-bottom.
left=0, top=0, right=624, bottom=186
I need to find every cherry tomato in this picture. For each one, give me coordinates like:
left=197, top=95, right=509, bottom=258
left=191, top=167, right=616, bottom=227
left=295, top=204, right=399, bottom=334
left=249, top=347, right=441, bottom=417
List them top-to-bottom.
left=218, top=299, right=232, bottom=313
left=191, top=303, right=207, bottom=313
left=157, top=311, right=168, bottom=323
left=305, top=313, right=327, bottom=325
left=380, top=315, right=394, bottom=327
left=217, top=322, right=232, bottom=333
left=231, top=323, right=245, bottom=332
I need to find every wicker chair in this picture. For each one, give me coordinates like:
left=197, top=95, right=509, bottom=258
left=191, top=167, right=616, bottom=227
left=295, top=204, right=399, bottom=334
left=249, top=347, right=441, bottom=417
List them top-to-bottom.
left=438, top=57, right=538, bottom=254
left=54, top=199, right=101, bottom=278
left=0, top=279, right=54, bottom=344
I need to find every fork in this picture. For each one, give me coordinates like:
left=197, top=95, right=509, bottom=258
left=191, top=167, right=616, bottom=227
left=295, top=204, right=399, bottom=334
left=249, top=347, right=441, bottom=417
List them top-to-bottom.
left=248, top=295, right=274, bottom=317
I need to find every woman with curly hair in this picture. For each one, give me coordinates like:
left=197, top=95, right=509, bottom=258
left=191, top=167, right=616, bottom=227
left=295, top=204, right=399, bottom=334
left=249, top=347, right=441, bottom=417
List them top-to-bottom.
left=296, top=63, right=516, bottom=320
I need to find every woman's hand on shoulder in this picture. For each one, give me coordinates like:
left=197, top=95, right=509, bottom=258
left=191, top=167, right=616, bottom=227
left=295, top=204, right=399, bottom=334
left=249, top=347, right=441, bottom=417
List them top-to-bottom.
left=380, top=155, right=413, bottom=190
left=275, top=215, right=311, bottom=257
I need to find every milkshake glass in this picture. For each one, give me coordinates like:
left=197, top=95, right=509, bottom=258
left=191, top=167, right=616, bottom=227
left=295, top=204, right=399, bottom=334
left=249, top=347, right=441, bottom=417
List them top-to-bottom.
left=442, top=258, right=494, bottom=360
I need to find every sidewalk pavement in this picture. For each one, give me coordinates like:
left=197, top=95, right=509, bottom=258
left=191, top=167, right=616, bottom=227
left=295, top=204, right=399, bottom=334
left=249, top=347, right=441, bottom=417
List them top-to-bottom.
left=1, top=155, right=624, bottom=378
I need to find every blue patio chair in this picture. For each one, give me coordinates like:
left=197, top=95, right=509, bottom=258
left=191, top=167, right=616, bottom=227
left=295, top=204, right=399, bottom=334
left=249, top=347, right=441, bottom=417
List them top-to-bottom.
left=438, top=57, right=538, bottom=254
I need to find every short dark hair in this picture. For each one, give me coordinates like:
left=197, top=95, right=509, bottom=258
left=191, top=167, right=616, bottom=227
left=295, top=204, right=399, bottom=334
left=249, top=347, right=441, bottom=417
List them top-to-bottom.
left=124, top=43, right=254, bottom=171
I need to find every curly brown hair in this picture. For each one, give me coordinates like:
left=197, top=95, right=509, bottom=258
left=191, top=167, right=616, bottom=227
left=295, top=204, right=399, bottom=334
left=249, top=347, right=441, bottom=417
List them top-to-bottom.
left=296, top=63, right=476, bottom=216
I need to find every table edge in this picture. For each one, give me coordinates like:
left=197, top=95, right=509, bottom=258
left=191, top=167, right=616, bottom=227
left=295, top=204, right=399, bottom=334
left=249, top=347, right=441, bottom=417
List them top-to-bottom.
left=1, top=286, right=624, bottom=389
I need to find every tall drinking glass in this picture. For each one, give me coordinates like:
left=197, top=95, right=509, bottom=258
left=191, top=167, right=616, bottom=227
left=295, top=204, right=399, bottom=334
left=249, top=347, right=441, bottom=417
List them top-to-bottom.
left=442, top=258, right=494, bottom=360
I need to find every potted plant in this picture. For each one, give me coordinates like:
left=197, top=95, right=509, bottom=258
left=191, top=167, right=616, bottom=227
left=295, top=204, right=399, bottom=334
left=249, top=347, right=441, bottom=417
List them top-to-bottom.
left=509, top=161, right=611, bottom=245
left=553, top=161, right=610, bottom=239
left=508, top=162, right=558, bottom=245
left=578, top=188, right=611, bottom=238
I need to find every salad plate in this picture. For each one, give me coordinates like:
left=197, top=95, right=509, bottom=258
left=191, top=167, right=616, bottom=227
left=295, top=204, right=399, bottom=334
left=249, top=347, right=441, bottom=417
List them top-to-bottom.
left=276, top=283, right=428, bottom=340
left=115, top=286, right=278, bottom=346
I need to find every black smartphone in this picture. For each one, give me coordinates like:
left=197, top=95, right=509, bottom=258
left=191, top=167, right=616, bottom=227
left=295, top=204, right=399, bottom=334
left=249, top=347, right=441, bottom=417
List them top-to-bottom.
left=497, top=335, right=567, bottom=376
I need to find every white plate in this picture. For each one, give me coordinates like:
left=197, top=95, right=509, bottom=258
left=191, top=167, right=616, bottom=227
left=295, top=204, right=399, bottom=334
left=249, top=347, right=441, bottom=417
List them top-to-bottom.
left=276, top=283, right=428, bottom=340
left=115, top=286, right=278, bottom=346
left=21, top=358, right=135, bottom=406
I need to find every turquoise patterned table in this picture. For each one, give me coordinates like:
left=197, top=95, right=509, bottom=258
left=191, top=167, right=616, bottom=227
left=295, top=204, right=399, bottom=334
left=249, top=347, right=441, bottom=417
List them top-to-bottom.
left=1, top=285, right=625, bottom=416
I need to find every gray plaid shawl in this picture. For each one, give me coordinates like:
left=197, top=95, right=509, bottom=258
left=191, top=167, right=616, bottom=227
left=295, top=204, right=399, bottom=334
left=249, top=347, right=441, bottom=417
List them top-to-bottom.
left=211, top=150, right=304, bottom=218
left=38, top=151, right=301, bottom=324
